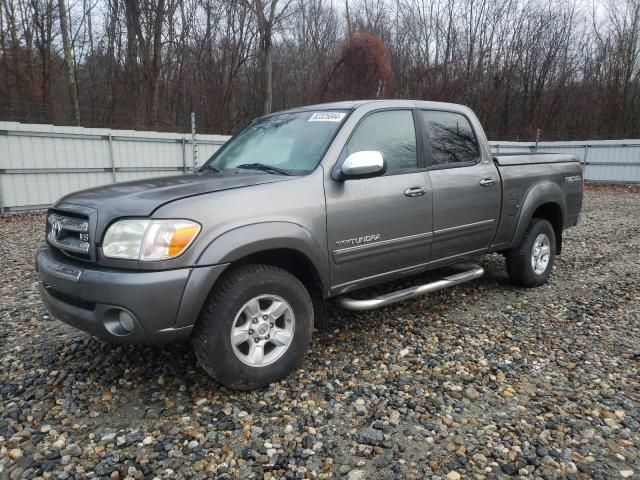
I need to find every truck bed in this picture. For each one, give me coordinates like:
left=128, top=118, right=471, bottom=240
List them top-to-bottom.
left=494, top=152, right=581, bottom=166
left=490, top=153, right=583, bottom=251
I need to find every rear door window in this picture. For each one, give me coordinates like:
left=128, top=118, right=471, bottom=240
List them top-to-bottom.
left=420, top=111, right=480, bottom=166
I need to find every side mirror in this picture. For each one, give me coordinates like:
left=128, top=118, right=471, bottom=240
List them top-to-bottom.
left=338, top=151, right=386, bottom=180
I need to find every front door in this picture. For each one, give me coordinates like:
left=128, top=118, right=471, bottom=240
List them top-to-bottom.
left=325, top=109, right=433, bottom=291
left=419, top=109, right=501, bottom=261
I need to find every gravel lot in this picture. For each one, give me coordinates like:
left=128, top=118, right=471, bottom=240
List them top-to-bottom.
left=1, top=185, right=639, bottom=480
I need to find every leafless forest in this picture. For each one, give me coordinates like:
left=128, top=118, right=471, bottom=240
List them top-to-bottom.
left=1, top=0, right=639, bottom=140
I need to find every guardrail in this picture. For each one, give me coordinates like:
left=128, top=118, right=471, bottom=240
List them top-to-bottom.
left=0, top=121, right=638, bottom=212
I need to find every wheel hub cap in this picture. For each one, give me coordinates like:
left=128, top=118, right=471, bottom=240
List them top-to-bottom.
left=531, top=233, right=551, bottom=275
left=230, top=294, right=295, bottom=367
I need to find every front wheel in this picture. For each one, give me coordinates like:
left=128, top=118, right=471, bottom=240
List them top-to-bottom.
left=506, top=218, right=556, bottom=287
left=192, top=264, right=313, bottom=390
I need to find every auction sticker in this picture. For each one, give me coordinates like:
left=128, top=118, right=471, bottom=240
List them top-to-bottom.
left=308, top=112, right=346, bottom=122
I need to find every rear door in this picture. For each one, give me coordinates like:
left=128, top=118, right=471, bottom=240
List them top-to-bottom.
left=325, top=109, right=432, bottom=291
left=420, top=110, right=501, bottom=262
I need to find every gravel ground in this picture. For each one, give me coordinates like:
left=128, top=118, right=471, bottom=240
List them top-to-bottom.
left=1, top=185, right=639, bottom=480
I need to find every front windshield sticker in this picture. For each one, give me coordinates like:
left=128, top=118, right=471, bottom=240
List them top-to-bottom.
left=308, top=112, right=346, bottom=122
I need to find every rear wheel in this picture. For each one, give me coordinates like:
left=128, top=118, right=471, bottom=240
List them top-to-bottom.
left=506, top=218, right=556, bottom=287
left=192, top=264, right=313, bottom=390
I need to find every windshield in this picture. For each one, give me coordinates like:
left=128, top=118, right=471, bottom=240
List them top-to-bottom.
left=204, top=110, right=349, bottom=175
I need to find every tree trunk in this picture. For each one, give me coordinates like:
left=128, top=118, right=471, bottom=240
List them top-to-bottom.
left=57, top=0, right=80, bottom=125
left=263, top=31, right=273, bottom=114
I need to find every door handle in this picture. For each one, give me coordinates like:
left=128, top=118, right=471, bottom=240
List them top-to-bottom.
left=479, top=177, right=496, bottom=187
left=404, top=186, right=427, bottom=197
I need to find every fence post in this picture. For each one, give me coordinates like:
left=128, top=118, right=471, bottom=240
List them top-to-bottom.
left=191, top=112, right=198, bottom=171
left=108, top=133, right=117, bottom=182
left=182, top=136, right=187, bottom=174
left=583, top=144, right=589, bottom=179
left=0, top=171, right=4, bottom=214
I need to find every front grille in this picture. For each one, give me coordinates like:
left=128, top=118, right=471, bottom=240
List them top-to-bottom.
left=47, top=212, right=90, bottom=259
left=44, top=284, right=96, bottom=311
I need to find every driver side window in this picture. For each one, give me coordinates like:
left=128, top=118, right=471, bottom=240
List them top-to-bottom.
left=344, top=110, right=418, bottom=174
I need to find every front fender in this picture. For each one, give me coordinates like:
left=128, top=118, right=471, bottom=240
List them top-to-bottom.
left=509, top=182, right=566, bottom=249
left=196, top=221, right=330, bottom=290
left=173, top=222, right=330, bottom=329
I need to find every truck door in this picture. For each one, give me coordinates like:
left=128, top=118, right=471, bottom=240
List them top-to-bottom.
left=324, top=109, right=433, bottom=291
left=420, top=109, right=501, bottom=262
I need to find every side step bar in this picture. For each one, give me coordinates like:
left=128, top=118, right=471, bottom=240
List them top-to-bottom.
left=336, top=264, right=485, bottom=311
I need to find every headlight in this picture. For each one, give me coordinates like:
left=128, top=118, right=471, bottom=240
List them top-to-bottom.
left=103, top=219, right=201, bottom=261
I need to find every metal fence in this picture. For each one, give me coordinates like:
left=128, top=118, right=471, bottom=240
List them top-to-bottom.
left=0, top=121, right=229, bottom=212
left=1, top=121, right=638, bottom=212
left=489, top=140, right=640, bottom=184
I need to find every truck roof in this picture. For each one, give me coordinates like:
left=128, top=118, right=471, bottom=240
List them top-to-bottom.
left=281, top=99, right=472, bottom=114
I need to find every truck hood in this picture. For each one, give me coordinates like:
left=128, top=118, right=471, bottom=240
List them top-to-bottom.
left=54, top=170, right=291, bottom=227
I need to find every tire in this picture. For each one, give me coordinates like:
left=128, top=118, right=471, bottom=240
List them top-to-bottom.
left=506, top=218, right=556, bottom=288
left=192, top=264, right=313, bottom=390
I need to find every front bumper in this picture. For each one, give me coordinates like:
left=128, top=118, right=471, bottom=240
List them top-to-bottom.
left=36, top=245, right=226, bottom=344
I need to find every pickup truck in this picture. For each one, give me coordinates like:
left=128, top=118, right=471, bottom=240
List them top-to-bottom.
left=36, top=100, right=583, bottom=390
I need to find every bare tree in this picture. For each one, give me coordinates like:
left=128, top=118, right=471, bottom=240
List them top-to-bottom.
left=1, top=0, right=640, bottom=140
left=57, top=0, right=80, bottom=124
left=123, top=0, right=167, bottom=126
left=247, top=0, right=294, bottom=114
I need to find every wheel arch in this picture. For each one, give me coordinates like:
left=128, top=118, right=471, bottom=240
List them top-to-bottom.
left=509, top=183, right=566, bottom=254
left=531, top=202, right=563, bottom=253
left=183, top=222, right=330, bottom=329
left=226, top=248, right=329, bottom=329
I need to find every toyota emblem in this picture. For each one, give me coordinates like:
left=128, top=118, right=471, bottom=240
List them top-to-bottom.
left=51, top=220, right=62, bottom=239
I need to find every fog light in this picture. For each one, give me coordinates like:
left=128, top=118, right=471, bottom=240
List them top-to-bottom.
left=118, top=311, right=135, bottom=333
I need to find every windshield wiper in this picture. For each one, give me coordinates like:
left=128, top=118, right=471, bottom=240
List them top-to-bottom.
left=235, top=163, right=292, bottom=176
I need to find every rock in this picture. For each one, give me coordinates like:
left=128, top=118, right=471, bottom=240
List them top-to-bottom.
left=464, top=387, right=480, bottom=400
left=388, top=410, right=401, bottom=426
left=357, top=427, right=384, bottom=446
left=302, top=435, right=314, bottom=449
left=61, top=444, right=82, bottom=457
left=536, top=445, right=549, bottom=457
left=8, top=449, right=23, bottom=460
left=472, top=453, right=487, bottom=465
left=501, top=463, right=518, bottom=475
left=339, top=465, right=351, bottom=475
left=9, top=466, right=24, bottom=480
left=347, top=470, right=367, bottom=480
left=446, top=471, right=461, bottom=480
left=620, top=471, right=634, bottom=478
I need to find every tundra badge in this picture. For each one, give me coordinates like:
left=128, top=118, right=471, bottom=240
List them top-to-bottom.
left=336, top=234, right=381, bottom=248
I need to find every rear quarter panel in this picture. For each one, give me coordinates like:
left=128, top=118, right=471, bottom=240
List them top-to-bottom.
left=491, top=157, right=583, bottom=250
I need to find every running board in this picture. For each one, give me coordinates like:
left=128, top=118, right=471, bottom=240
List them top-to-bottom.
left=335, top=264, right=485, bottom=311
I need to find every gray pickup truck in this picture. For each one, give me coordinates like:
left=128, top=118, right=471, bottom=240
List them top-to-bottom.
left=36, top=100, right=583, bottom=389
